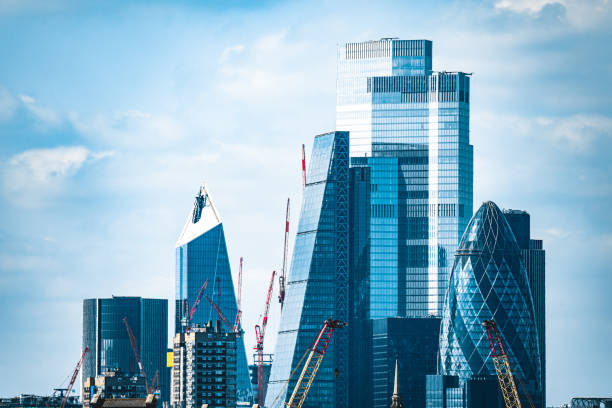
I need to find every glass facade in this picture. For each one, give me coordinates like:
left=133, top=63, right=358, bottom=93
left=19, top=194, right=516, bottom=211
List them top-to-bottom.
left=338, top=38, right=473, bottom=319
left=265, top=131, right=349, bottom=408
left=174, top=185, right=252, bottom=404
left=439, top=201, right=542, bottom=408
left=504, top=210, right=546, bottom=408
left=82, top=297, right=169, bottom=402
left=371, top=317, right=440, bottom=408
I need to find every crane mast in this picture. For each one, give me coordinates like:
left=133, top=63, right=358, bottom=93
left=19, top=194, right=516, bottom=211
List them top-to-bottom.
left=301, top=144, right=307, bottom=189
left=278, top=199, right=290, bottom=311
left=233, top=257, right=244, bottom=333
left=255, top=270, right=276, bottom=405
left=184, top=278, right=209, bottom=332
left=205, top=294, right=235, bottom=333
left=123, top=317, right=151, bottom=394
left=285, top=319, right=346, bottom=408
left=483, top=320, right=522, bottom=408
left=59, top=347, right=89, bottom=408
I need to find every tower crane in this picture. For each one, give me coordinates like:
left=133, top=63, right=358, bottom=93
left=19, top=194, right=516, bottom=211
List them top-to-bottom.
left=301, top=144, right=307, bottom=189
left=278, top=199, right=290, bottom=311
left=233, top=257, right=244, bottom=333
left=254, top=270, right=276, bottom=405
left=183, top=278, right=209, bottom=332
left=205, top=294, right=236, bottom=334
left=123, top=317, right=152, bottom=394
left=285, top=319, right=346, bottom=408
left=483, top=320, right=522, bottom=408
left=59, top=347, right=89, bottom=408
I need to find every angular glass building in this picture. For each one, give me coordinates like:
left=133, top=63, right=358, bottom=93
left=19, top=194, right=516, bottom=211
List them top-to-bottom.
left=265, top=131, right=349, bottom=408
left=174, top=185, right=252, bottom=403
left=439, top=201, right=542, bottom=408
left=82, top=297, right=168, bottom=402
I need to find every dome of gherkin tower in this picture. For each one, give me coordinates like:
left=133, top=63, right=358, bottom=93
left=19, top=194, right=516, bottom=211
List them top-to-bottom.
left=440, top=201, right=541, bottom=403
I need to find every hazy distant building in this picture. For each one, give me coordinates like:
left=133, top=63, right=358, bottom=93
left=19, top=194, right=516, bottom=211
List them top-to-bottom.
left=174, top=184, right=251, bottom=403
left=504, top=209, right=546, bottom=408
left=82, top=297, right=168, bottom=402
left=171, top=321, right=237, bottom=408
left=248, top=354, right=272, bottom=406
left=425, top=375, right=502, bottom=408
left=0, top=394, right=80, bottom=408
left=570, top=398, right=612, bottom=408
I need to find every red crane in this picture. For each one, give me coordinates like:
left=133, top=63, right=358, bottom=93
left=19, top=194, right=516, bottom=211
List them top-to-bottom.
left=301, top=144, right=307, bottom=189
left=278, top=199, right=290, bottom=311
left=233, top=257, right=244, bottom=333
left=254, top=270, right=276, bottom=405
left=184, top=278, right=209, bottom=332
left=205, top=294, right=236, bottom=334
left=122, top=317, right=151, bottom=394
left=483, top=320, right=522, bottom=408
left=59, top=347, right=89, bottom=408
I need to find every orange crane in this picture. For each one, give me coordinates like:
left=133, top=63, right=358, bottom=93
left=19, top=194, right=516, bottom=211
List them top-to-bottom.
left=301, top=144, right=307, bottom=189
left=278, top=199, right=290, bottom=311
left=233, top=257, right=244, bottom=333
left=254, top=270, right=276, bottom=405
left=183, top=278, right=209, bottom=332
left=123, top=317, right=152, bottom=394
left=285, top=319, right=346, bottom=408
left=483, top=320, right=522, bottom=408
left=59, top=347, right=88, bottom=408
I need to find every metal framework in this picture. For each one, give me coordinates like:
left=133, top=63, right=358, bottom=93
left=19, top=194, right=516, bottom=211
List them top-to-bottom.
left=301, top=144, right=307, bottom=189
left=278, top=199, right=290, bottom=311
left=233, top=257, right=243, bottom=333
left=255, top=270, right=276, bottom=405
left=183, top=278, right=209, bottom=332
left=205, top=294, right=234, bottom=333
left=123, top=317, right=151, bottom=394
left=286, top=319, right=346, bottom=408
left=483, top=319, right=522, bottom=408
left=60, top=347, right=89, bottom=408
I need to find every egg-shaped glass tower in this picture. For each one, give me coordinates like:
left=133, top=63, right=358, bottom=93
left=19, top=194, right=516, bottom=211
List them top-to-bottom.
left=439, top=201, right=541, bottom=407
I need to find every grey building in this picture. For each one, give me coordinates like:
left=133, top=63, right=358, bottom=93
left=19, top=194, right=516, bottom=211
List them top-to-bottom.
left=504, top=209, right=546, bottom=408
left=82, top=297, right=168, bottom=402
left=171, top=321, right=237, bottom=408
left=83, top=369, right=147, bottom=406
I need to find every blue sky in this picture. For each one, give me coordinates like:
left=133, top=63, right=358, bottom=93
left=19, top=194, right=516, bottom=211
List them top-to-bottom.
left=0, top=0, right=611, bottom=404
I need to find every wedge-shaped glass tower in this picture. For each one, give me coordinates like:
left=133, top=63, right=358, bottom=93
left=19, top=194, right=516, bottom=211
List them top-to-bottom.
left=265, top=131, right=349, bottom=408
left=175, top=185, right=252, bottom=404
left=439, top=201, right=542, bottom=408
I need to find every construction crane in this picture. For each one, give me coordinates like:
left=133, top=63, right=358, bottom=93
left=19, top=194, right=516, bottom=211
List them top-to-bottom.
left=301, top=144, right=307, bottom=189
left=278, top=199, right=290, bottom=311
left=233, top=257, right=244, bottom=333
left=254, top=270, right=276, bottom=405
left=182, top=278, right=209, bottom=332
left=205, top=294, right=242, bottom=336
left=123, top=317, right=151, bottom=394
left=285, top=319, right=346, bottom=408
left=483, top=320, right=522, bottom=408
left=59, top=347, right=89, bottom=408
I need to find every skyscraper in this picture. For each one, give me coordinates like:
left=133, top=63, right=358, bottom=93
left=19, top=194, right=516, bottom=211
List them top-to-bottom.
left=338, top=38, right=473, bottom=318
left=339, top=38, right=473, bottom=408
left=264, top=131, right=349, bottom=408
left=174, top=185, right=252, bottom=403
left=439, top=201, right=542, bottom=408
left=504, top=209, right=546, bottom=408
left=82, top=297, right=168, bottom=402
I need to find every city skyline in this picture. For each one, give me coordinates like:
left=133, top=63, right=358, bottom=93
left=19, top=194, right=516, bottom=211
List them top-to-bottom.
left=0, top=1, right=611, bottom=407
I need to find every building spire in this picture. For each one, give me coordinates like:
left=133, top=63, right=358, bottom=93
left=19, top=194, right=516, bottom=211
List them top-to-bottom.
left=391, top=359, right=404, bottom=408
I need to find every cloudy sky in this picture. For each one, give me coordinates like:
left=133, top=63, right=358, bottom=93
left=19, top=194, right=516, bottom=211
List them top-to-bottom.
left=0, top=0, right=611, bottom=405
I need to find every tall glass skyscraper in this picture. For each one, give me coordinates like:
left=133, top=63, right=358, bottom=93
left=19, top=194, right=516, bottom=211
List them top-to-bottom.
left=338, top=38, right=473, bottom=319
left=340, top=38, right=473, bottom=408
left=265, top=131, right=349, bottom=408
left=174, top=185, right=252, bottom=403
left=439, top=201, right=542, bottom=408
left=82, top=297, right=168, bottom=402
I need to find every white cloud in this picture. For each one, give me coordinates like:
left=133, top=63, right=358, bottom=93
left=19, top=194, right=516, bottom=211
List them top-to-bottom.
left=494, top=0, right=611, bottom=28
left=219, top=44, right=245, bottom=64
left=0, top=86, right=17, bottom=120
left=18, top=93, right=62, bottom=126
left=2, top=146, right=114, bottom=206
